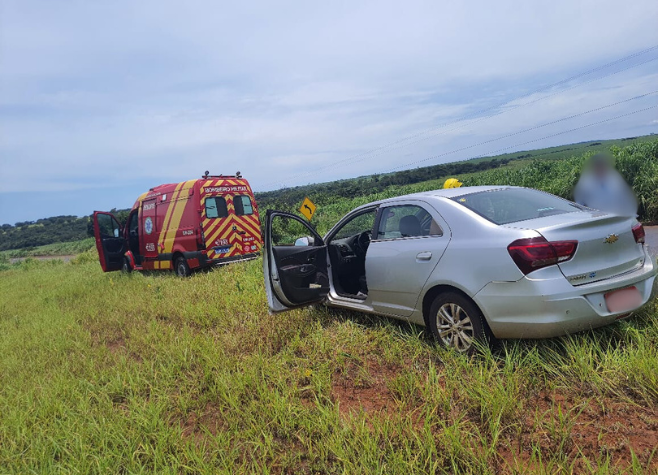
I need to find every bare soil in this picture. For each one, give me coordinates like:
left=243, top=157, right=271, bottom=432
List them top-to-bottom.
left=330, top=359, right=658, bottom=472
left=331, top=359, right=400, bottom=417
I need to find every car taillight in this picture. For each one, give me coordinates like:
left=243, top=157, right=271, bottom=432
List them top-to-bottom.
left=632, top=223, right=645, bottom=244
left=507, top=237, right=578, bottom=275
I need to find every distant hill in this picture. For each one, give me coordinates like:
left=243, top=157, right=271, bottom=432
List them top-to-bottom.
left=1, top=134, right=655, bottom=251
left=255, top=134, right=657, bottom=214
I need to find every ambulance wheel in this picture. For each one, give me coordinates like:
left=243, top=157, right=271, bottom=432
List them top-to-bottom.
left=175, top=256, right=191, bottom=277
left=121, top=257, right=132, bottom=273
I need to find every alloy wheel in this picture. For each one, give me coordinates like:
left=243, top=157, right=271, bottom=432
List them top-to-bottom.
left=435, top=303, right=475, bottom=353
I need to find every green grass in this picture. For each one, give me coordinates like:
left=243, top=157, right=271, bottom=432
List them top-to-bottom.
left=1, top=138, right=658, bottom=472
left=0, top=238, right=95, bottom=259
left=1, top=256, right=657, bottom=473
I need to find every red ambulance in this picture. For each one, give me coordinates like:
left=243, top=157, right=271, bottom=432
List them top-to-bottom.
left=93, top=173, right=262, bottom=276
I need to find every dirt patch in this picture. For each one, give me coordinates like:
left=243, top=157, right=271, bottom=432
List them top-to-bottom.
left=8, top=254, right=77, bottom=264
left=81, top=315, right=145, bottom=363
left=88, top=331, right=143, bottom=363
left=106, top=337, right=126, bottom=354
left=330, top=359, right=401, bottom=417
left=328, top=360, right=658, bottom=471
left=499, top=390, right=658, bottom=472
left=177, top=403, right=227, bottom=443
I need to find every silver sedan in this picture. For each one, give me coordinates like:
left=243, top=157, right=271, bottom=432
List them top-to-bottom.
left=263, top=186, right=657, bottom=353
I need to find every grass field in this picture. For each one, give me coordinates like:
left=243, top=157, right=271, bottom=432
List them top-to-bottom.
left=2, top=138, right=658, bottom=472
left=0, top=238, right=95, bottom=260
left=1, top=252, right=657, bottom=474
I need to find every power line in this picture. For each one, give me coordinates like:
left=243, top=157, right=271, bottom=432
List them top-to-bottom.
left=263, top=44, right=658, bottom=189
left=366, top=47, right=658, bottom=163
left=335, top=54, right=658, bottom=176
left=386, top=90, right=658, bottom=172
left=469, top=105, right=658, bottom=160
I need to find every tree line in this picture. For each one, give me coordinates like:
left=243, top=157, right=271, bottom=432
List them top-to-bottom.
left=3, top=138, right=656, bottom=251
left=255, top=156, right=513, bottom=213
left=0, top=216, right=90, bottom=251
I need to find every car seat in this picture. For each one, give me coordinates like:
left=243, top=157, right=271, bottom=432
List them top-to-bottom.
left=399, top=215, right=421, bottom=237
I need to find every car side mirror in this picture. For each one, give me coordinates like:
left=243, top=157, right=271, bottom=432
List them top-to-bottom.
left=294, top=236, right=315, bottom=246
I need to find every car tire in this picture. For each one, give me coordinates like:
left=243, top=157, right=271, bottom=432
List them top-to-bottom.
left=174, top=256, right=191, bottom=277
left=121, top=257, right=132, bottom=273
left=428, top=292, right=491, bottom=354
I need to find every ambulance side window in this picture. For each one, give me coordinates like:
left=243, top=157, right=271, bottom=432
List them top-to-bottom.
left=235, top=195, right=254, bottom=216
left=205, top=197, right=228, bottom=219
left=97, top=214, right=121, bottom=238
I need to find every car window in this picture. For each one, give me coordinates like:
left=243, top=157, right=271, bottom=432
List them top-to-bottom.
left=452, top=188, right=583, bottom=225
left=234, top=195, right=254, bottom=216
left=205, top=197, right=229, bottom=219
left=377, top=205, right=442, bottom=239
left=331, top=209, right=377, bottom=241
left=97, top=213, right=121, bottom=238
left=271, top=215, right=315, bottom=246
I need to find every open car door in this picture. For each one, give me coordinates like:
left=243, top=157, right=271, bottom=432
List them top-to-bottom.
left=264, top=210, right=330, bottom=313
left=93, top=211, right=127, bottom=272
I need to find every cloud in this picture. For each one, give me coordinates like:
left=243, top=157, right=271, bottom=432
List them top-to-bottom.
left=1, top=0, right=658, bottom=223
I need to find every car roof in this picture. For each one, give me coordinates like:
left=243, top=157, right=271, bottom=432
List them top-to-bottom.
left=359, top=185, right=515, bottom=208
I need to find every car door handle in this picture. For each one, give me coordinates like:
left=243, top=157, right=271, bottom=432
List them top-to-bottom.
left=416, top=251, right=432, bottom=261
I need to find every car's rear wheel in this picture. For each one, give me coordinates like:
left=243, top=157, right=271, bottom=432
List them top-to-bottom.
left=175, top=256, right=191, bottom=277
left=428, top=292, right=490, bottom=354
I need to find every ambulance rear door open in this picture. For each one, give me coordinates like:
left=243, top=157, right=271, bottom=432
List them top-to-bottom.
left=93, top=211, right=127, bottom=272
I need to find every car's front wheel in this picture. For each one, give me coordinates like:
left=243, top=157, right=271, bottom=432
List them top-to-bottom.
left=428, top=292, right=490, bottom=354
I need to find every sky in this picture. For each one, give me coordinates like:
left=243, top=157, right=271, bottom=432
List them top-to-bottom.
left=1, top=0, right=657, bottom=225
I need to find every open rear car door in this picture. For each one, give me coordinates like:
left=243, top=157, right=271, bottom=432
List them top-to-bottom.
left=264, top=210, right=329, bottom=313
left=93, top=211, right=127, bottom=272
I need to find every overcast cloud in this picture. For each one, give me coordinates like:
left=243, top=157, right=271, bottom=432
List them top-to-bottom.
left=1, top=0, right=657, bottom=224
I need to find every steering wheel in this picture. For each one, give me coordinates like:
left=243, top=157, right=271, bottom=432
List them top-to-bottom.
left=354, top=231, right=371, bottom=256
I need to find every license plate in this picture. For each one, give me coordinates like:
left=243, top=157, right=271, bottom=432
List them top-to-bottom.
left=214, top=246, right=231, bottom=254
left=604, top=286, right=642, bottom=313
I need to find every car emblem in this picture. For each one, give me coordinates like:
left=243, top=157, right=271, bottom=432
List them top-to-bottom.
left=604, top=234, right=619, bottom=244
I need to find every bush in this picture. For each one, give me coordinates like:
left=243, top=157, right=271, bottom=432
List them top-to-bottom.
left=465, top=139, right=658, bottom=222
left=71, top=248, right=99, bottom=266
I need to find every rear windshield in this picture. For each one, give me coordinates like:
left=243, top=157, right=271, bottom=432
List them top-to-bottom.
left=452, top=188, right=584, bottom=225
left=234, top=195, right=254, bottom=216
left=205, top=197, right=229, bottom=219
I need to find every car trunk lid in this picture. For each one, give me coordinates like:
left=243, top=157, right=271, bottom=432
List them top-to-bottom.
left=505, top=212, right=645, bottom=285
